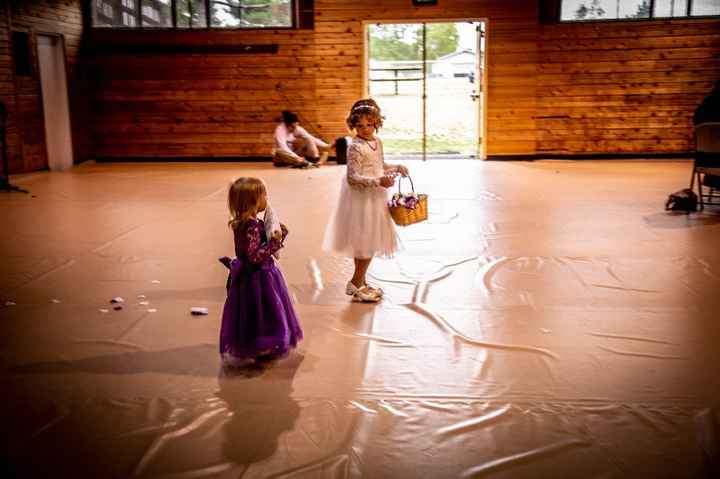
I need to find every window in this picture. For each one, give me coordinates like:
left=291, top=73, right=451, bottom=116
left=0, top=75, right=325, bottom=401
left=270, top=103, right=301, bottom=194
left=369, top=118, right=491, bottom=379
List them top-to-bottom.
left=91, top=0, right=295, bottom=28
left=93, top=0, right=138, bottom=27
left=141, top=0, right=172, bottom=27
left=176, top=0, right=207, bottom=28
left=210, top=0, right=292, bottom=28
left=559, top=0, right=720, bottom=21
left=653, top=0, right=688, bottom=17
left=691, top=0, right=720, bottom=15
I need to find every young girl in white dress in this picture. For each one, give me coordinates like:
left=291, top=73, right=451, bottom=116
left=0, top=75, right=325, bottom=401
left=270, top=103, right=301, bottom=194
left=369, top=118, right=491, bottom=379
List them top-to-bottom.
left=323, top=99, right=409, bottom=302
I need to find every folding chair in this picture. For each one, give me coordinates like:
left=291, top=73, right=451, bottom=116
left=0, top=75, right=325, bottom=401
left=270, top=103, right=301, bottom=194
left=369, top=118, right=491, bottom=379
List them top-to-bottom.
left=691, top=122, right=720, bottom=210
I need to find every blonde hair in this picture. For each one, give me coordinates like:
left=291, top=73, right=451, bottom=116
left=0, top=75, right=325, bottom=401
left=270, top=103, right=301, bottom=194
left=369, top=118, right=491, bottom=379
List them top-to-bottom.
left=346, top=98, right=384, bottom=131
left=227, top=177, right=266, bottom=230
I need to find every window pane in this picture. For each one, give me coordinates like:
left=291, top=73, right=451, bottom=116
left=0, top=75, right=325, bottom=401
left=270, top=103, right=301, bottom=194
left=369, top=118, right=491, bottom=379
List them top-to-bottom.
left=92, top=0, right=138, bottom=27
left=141, top=0, right=172, bottom=27
left=176, top=0, right=207, bottom=28
left=210, top=0, right=292, bottom=28
left=211, top=0, right=240, bottom=27
left=560, top=0, right=659, bottom=20
left=561, top=0, right=615, bottom=20
left=621, top=0, right=651, bottom=18
left=654, top=0, right=688, bottom=17
left=691, top=0, right=720, bottom=16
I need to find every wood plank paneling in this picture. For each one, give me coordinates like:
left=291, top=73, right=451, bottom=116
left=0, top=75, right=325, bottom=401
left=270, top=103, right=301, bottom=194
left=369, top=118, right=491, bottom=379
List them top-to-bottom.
left=0, top=0, right=85, bottom=173
left=85, top=0, right=540, bottom=158
left=82, top=1, right=720, bottom=159
left=0, top=3, right=24, bottom=174
left=537, top=18, right=720, bottom=155
left=86, top=25, right=321, bottom=158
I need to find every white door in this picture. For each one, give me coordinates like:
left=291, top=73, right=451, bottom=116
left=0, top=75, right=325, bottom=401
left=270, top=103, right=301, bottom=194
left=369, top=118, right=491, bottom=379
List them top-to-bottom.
left=37, top=35, right=73, bottom=171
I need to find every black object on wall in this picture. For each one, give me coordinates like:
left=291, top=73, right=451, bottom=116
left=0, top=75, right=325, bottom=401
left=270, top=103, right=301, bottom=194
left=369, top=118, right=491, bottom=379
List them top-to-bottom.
left=298, top=0, right=314, bottom=29
left=12, top=31, right=33, bottom=77
left=85, top=43, right=279, bottom=54
left=0, top=102, right=29, bottom=194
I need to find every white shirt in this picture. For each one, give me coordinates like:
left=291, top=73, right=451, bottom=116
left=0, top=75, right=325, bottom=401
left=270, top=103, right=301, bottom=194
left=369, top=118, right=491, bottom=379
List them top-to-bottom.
left=272, top=123, right=313, bottom=159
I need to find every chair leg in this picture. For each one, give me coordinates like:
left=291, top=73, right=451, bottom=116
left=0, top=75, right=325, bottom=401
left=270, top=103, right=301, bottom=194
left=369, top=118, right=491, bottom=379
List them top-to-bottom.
left=690, top=166, right=696, bottom=190
left=697, top=171, right=705, bottom=211
left=709, top=187, right=720, bottom=206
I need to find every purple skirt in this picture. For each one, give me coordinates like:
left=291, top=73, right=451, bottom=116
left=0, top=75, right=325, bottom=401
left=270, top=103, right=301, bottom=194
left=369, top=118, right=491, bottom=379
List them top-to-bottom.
left=219, top=257, right=302, bottom=362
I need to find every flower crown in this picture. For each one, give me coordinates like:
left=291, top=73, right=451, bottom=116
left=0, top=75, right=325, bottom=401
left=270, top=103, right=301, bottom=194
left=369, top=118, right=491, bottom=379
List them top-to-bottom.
left=351, top=103, right=378, bottom=113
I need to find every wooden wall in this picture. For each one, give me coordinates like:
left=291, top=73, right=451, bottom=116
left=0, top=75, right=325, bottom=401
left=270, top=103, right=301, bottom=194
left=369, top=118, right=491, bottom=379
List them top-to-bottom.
left=0, top=0, right=84, bottom=174
left=86, top=0, right=541, bottom=158
left=315, top=0, right=541, bottom=157
left=4, top=1, right=720, bottom=168
left=0, top=2, right=21, bottom=173
left=537, top=18, right=720, bottom=155
left=85, top=29, right=321, bottom=157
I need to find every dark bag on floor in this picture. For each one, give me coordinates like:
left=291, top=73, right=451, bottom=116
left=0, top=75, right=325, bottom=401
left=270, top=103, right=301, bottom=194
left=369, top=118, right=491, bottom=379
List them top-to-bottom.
left=335, top=136, right=351, bottom=165
left=665, top=188, right=698, bottom=212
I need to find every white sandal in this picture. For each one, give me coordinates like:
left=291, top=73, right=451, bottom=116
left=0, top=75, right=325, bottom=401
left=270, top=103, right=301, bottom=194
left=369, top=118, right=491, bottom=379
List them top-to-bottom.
left=346, top=281, right=384, bottom=297
left=346, top=281, right=360, bottom=296
left=365, top=282, right=384, bottom=297
left=351, top=286, right=382, bottom=303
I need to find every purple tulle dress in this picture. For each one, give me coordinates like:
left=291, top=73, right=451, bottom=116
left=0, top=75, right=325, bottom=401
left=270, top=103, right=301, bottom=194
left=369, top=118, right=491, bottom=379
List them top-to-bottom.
left=219, top=218, right=302, bottom=365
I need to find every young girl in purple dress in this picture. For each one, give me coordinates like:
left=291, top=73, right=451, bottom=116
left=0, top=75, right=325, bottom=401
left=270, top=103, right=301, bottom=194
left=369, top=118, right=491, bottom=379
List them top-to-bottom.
left=219, top=177, right=302, bottom=366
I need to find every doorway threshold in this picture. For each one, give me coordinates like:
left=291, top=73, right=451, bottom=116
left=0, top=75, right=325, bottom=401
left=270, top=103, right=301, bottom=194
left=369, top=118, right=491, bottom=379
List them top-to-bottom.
left=385, top=154, right=478, bottom=161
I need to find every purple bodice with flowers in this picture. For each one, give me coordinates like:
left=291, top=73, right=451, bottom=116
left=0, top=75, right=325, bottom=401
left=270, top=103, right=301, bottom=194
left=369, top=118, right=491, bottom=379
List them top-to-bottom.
left=234, top=218, right=282, bottom=264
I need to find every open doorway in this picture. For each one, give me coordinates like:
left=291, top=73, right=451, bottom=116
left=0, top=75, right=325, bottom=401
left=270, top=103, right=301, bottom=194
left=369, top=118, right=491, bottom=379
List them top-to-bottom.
left=366, top=20, right=486, bottom=160
left=37, top=34, right=74, bottom=171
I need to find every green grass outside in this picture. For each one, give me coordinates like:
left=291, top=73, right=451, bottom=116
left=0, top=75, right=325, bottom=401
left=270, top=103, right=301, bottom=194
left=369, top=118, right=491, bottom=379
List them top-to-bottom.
left=382, top=136, right=478, bottom=155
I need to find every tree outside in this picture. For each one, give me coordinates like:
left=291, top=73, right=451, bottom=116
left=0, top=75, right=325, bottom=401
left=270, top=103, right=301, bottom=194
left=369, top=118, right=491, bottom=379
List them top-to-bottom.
left=176, top=0, right=207, bottom=27
left=210, top=0, right=292, bottom=27
left=569, top=0, right=654, bottom=20
left=574, top=0, right=607, bottom=19
left=629, top=0, right=651, bottom=18
left=368, top=22, right=482, bottom=158
left=369, top=23, right=460, bottom=61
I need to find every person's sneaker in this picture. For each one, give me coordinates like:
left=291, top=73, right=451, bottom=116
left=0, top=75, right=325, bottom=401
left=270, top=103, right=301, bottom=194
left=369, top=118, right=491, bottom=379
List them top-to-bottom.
left=304, top=156, right=321, bottom=167
left=352, top=286, right=381, bottom=303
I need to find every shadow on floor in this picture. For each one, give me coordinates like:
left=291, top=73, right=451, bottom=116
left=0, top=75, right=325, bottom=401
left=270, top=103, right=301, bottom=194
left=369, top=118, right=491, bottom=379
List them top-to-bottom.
left=644, top=211, right=720, bottom=229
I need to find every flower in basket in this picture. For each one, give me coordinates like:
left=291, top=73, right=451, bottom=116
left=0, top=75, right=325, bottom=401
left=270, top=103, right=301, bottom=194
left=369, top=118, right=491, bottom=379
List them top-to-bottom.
left=390, top=192, right=420, bottom=209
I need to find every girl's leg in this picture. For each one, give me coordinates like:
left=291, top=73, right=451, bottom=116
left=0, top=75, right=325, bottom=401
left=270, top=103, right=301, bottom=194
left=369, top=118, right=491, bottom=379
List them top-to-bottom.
left=349, top=257, right=382, bottom=302
left=351, top=257, right=372, bottom=288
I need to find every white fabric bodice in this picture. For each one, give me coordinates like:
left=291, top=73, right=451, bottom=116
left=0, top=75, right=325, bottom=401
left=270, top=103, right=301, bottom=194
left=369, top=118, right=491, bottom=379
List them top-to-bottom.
left=347, top=137, right=386, bottom=188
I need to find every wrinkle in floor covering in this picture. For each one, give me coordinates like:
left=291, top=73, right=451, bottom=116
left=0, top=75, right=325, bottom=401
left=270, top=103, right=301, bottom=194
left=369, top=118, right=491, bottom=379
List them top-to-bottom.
left=1, top=160, right=720, bottom=478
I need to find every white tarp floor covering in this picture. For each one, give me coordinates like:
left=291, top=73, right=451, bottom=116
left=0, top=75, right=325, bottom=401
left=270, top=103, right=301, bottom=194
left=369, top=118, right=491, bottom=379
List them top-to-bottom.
left=1, top=160, right=719, bottom=478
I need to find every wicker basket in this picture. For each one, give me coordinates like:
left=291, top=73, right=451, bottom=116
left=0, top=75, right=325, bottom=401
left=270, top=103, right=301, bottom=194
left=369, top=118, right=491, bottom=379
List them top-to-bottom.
left=388, top=176, right=428, bottom=226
